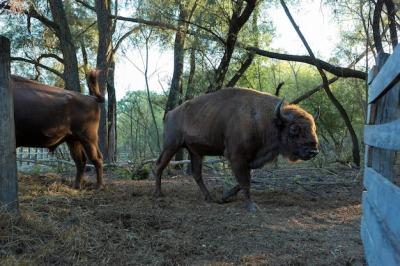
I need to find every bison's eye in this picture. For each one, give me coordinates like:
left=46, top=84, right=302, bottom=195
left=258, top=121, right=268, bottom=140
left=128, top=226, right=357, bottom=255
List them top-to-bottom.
left=289, top=124, right=300, bottom=137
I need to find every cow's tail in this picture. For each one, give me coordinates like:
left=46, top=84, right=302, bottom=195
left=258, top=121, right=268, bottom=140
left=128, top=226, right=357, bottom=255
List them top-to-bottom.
left=88, top=70, right=105, bottom=103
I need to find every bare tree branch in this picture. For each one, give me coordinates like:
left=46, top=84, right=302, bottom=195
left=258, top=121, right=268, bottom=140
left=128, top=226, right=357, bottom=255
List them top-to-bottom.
left=75, top=0, right=95, bottom=12
left=207, top=0, right=257, bottom=92
left=280, top=0, right=360, bottom=166
left=74, top=21, right=97, bottom=40
left=113, top=26, right=142, bottom=54
left=245, top=46, right=367, bottom=80
left=37, top=53, right=64, bottom=64
left=226, top=53, right=255, bottom=87
left=11, top=56, right=63, bottom=78
left=291, top=77, right=339, bottom=104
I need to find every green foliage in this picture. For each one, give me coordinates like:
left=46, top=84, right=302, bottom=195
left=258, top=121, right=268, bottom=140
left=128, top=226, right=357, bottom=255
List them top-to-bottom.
left=117, top=90, right=166, bottom=161
left=132, top=164, right=151, bottom=180
left=105, top=165, right=132, bottom=179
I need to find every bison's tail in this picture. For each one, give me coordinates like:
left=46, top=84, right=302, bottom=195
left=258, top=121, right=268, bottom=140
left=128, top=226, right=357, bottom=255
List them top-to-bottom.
left=88, top=70, right=105, bottom=103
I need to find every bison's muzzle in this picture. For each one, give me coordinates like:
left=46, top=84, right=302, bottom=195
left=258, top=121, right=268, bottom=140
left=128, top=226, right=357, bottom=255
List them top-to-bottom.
left=294, top=146, right=319, bottom=160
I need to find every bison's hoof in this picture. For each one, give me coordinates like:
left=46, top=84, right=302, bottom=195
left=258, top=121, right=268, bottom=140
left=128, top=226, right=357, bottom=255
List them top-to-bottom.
left=245, top=202, right=259, bottom=212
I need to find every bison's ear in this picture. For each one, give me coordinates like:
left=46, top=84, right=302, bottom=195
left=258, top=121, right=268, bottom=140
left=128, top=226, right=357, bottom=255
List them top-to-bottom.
left=274, top=98, right=285, bottom=126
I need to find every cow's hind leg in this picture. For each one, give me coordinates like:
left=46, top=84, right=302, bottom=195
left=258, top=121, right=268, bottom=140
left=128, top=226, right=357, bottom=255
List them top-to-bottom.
left=81, top=138, right=104, bottom=189
left=67, top=141, right=87, bottom=189
left=154, top=145, right=179, bottom=197
left=189, top=151, right=212, bottom=202
left=230, top=159, right=258, bottom=212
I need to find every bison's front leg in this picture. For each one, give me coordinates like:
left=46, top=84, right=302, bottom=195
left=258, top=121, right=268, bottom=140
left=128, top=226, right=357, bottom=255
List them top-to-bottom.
left=230, top=159, right=258, bottom=212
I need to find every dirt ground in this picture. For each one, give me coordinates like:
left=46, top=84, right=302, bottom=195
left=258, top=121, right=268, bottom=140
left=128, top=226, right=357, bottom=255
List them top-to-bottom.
left=0, top=163, right=364, bottom=265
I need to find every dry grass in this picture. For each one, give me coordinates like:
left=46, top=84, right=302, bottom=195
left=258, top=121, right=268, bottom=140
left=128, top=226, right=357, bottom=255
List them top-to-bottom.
left=1, top=166, right=364, bottom=265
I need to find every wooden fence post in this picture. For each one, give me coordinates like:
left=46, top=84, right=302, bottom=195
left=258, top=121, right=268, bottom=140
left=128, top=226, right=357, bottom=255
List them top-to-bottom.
left=0, top=36, right=18, bottom=212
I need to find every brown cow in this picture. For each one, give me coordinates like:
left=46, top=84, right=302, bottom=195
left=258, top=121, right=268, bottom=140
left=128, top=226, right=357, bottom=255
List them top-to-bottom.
left=12, top=71, right=105, bottom=189
left=154, top=88, right=319, bottom=211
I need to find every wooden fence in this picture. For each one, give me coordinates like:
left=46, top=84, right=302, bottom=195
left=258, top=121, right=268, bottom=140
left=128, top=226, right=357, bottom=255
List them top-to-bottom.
left=361, top=45, right=400, bottom=265
left=16, top=145, right=73, bottom=170
left=16, top=147, right=132, bottom=170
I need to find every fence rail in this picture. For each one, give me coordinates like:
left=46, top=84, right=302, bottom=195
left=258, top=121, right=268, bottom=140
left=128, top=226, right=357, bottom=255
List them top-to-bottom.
left=361, top=46, right=400, bottom=265
left=16, top=145, right=72, bottom=170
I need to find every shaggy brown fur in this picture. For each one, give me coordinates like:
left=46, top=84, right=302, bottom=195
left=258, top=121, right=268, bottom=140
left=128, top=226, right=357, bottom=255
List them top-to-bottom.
left=12, top=71, right=104, bottom=189
left=154, top=88, right=319, bottom=211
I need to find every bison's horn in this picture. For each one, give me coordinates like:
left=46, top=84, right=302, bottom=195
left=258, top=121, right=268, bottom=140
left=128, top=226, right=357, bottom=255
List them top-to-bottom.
left=274, top=98, right=285, bottom=122
left=313, top=106, right=321, bottom=121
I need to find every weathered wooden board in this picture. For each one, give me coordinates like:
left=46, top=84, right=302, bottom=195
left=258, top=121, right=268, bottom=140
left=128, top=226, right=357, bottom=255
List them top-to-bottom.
left=0, top=36, right=18, bottom=211
left=363, top=43, right=400, bottom=266
left=369, top=44, right=400, bottom=103
left=364, top=119, right=400, bottom=150
left=363, top=167, right=400, bottom=248
left=361, top=193, right=400, bottom=266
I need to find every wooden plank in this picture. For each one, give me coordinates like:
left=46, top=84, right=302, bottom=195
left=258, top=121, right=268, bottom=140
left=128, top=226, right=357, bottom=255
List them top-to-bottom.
left=0, top=36, right=18, bottom=211
left=369, top=45, right=400, bottom=103
left=369, top=74, right=399, bottom=180
left=365, top=104, right=377, bottom=125
left=364, top=118, right=400, bottom=150
left=363, top=167, right=400, bottom=247
left=361, top=193, right=400, bottom=266
left=361, top=194, right=380, bottom=266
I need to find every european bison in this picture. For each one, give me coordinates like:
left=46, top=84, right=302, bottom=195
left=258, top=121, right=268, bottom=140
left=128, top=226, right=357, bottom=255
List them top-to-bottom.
left=12, top=71, right=105, bottom=189
left=154, top=88, right=319, bottom=211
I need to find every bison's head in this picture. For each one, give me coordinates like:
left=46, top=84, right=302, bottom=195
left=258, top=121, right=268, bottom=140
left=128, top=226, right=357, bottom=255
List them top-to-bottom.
left=274, top=99, right=319, bottom=161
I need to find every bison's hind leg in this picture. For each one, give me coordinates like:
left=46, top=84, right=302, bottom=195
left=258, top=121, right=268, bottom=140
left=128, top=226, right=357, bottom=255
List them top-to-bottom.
left=67, top=140, right=87, bottom=189
left=154, top=145, right=180, bottom=197
left=189, top=151, right=212, bottom=202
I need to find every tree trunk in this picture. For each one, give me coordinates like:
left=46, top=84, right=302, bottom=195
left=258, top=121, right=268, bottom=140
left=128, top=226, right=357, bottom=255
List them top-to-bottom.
left=49, top=0, right=81, bottom=92
left=95, top=0, right=113, bottom=161
left=207, top=0, right=257, bottom=92
left=164, top=3, right=189, bottom=114
left=164, top=3, right=191, bottom=162
left=226, top=5, right=259, bottom=88
left=0, top=36, right=18, bottom=212
left=184, top=47, right=197, bottom=101
left=107, top=57, right=117, bottom=163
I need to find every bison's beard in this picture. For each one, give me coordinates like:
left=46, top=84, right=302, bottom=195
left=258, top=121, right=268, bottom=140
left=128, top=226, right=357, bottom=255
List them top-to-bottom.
left=279, top=151, right=300, bottom=162
left=288, top=152, right=316, bottom=162
left=288, top=154, right=300, bottom=162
